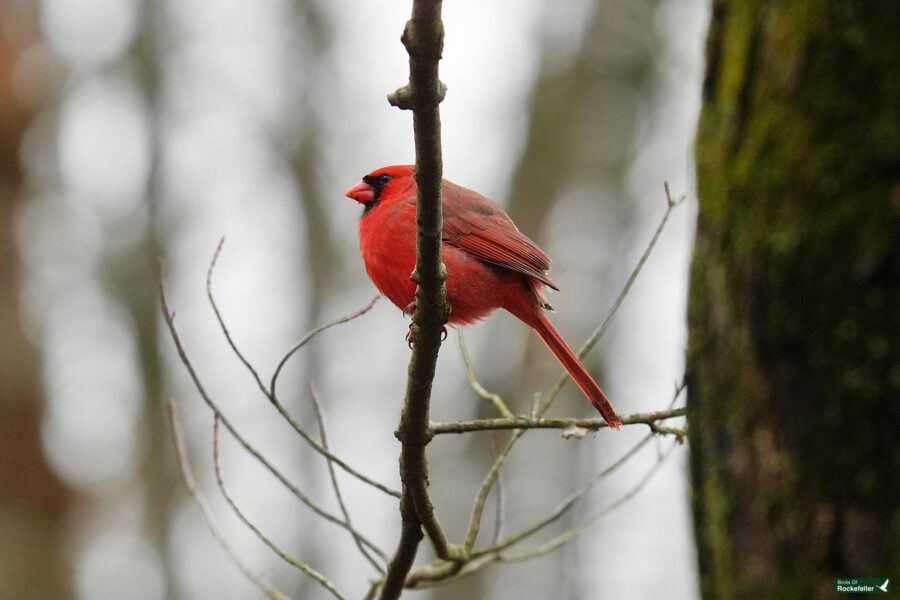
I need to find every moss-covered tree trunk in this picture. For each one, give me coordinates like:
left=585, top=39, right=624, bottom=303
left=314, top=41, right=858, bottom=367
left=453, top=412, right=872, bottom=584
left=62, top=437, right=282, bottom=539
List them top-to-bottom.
left=687, top=2, right=900, bottom=598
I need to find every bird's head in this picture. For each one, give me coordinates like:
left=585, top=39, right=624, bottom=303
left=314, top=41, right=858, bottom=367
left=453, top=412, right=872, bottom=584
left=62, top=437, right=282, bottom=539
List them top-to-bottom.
left=345, top=165, right=415, bottom=212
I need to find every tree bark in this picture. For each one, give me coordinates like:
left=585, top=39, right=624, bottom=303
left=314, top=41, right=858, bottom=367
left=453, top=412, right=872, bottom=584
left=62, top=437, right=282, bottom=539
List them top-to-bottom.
left=688, top=2, right=900, bottom=598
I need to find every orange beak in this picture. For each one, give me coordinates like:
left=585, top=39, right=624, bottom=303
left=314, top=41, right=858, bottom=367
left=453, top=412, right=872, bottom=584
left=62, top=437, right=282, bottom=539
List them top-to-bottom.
left=346, top=181, right=375, bottom=204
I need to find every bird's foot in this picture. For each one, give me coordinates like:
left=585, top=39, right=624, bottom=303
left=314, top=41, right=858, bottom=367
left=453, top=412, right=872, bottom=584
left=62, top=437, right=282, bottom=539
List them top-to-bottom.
left=405, top=323, right=448, bottom=349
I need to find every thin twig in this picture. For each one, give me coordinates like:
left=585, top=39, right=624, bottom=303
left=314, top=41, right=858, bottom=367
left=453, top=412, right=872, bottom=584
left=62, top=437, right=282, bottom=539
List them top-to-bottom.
left=542, top=183, right=685, bottom=413
left=461, top=185, right=685, bottom=550
left=206, top=237, right=269, bottom=398
left=204, top=246, right=397, bottom=499
left=159, top=268, right=385, bottom=556
left=270, top=296, right=381, bottom=398
left=268, top=297, right=399, bottom=499
left=457, top=330, right=510, bottom=549
left=458, top=332, right=513, bottom=418
left=310, top=382, right=389, bottom=571
left=166, top=402, right=292, bottom=600
left=431, top=407, right=686, bottom=435
left=212, top=417, right=347, bottom=599
left=649, top=423, right=687, bottom=440
left=463, top=430, right=521, bottom=552
left=488, top=432, right=503, bottom=547
left=473, top=433, right=654, bottom=557
left=409, top=438, right=681, bottom=588
left=499, top=441, right=679, bottom=562
left=404, top=554, right=496, bottom=589
left=363, top=580, right=382, bottom=600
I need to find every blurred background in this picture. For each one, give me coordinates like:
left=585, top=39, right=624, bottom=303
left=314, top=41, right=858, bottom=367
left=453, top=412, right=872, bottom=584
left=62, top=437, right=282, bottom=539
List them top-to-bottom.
left=1, top=0, right=709, bottom=598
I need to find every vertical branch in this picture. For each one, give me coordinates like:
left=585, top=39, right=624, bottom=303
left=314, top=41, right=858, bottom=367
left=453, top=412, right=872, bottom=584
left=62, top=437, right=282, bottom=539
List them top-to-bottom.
left=380, top=1, right=454, bottom=599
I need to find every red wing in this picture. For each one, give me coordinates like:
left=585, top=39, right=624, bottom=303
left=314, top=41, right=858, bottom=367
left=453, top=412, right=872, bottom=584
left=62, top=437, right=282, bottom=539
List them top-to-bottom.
left=442, top=182, right=559, bottom=290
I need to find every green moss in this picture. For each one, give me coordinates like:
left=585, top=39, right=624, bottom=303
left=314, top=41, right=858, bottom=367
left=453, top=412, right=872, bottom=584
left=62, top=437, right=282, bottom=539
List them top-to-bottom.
left=689, top=0, right=900, bottom=597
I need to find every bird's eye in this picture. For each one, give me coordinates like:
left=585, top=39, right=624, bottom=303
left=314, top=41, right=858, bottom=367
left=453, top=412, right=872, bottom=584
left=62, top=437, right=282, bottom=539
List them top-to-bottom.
left=379, top=174, right=391, bottom=184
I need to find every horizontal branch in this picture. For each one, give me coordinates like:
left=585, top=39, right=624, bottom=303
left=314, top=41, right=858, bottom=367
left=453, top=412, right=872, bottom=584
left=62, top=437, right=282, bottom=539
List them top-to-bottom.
left=430, top=407, right=687, bottom=435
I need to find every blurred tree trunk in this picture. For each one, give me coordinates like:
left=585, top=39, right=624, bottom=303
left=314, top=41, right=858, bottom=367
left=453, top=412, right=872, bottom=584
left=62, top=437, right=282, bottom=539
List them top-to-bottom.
left=506, top=0, right=658, bottom=396
left=123, top=1, right=179, bottom=596
left=279, top=2, right=342, bottom=596
left=469, top=2, right=661, bottom=599
left=688, top=2, right=900, bottom=598
left=0, top=4, right=73, bottom=598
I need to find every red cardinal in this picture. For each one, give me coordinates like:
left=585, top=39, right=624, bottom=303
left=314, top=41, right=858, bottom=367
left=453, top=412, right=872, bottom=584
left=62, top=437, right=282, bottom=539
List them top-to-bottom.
left=346, top=165, right=621, bottom=429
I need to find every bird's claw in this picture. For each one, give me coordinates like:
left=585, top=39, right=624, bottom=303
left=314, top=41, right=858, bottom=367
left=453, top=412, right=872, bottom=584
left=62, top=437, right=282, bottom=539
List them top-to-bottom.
left=405, top=323, right=448, bottom=348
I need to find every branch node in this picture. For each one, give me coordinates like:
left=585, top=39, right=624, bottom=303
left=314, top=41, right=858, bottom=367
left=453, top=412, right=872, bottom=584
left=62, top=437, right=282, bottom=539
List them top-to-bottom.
left=400, top=19, right=415, bottom=52
left=400, top=19, right=444, bottom=61
left=388, top=85, right=414, bottom=110
left=561, top=424, right=589, bottom=439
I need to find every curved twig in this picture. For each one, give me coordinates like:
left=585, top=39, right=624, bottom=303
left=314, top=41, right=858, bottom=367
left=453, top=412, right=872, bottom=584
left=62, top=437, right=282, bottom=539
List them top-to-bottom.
left=203, top=242, right=398, bottom=499
left=159, top=269, right=386, bottom=557
left=310, top=383, right=388, bottom=570
left=167, top=403, right=292, bottom=600
left=211, top=417, right=348, bottom=599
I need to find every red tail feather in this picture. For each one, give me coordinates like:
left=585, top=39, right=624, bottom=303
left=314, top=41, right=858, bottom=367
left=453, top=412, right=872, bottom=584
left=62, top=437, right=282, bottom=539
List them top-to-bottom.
left=531, top=313, right=621, bottom=429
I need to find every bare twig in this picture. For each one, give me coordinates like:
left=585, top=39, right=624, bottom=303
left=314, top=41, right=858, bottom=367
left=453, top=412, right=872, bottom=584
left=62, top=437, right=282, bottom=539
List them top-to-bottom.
left=380, top=1, right=458, bottom=597
left=542, top=183, right=685, bottom=412
left=460, top=185, right=685, bottom=551
left=206, top=237, right=269, bottom=398
left=204, top=247, right=397, bottom=499
left=158, top=268, right=385, bottom=555
left=270, top=296, right=381, bottom=398
left=267, top=299, right=400, bottom=499
left=458, top=332, right=513, bottom=418
left=464, top=370, right=685, bottom=552
left=310, top=383, right=388, bottom=571
left=166, top=402, right=292, bottom=600
left=431, top=407, right=686, bottom=435
left=211, top=417, right=347, bottom=599
left=649, top=422, right=688, bottom=440
left=463, top=431, right=519, bottom=552
left=488, top=432, right=503, bottom=546
left=473, top=433, right=654, bottom=557
left=409, top=438, right=680, bottom=587
left=499, top=441, right=679, bottom=562
left=404, top=554, right=495, bottom=589
left=363, top=581, right=382, bottom=600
